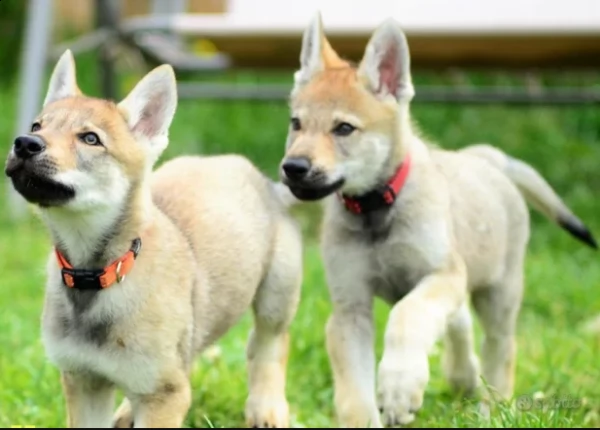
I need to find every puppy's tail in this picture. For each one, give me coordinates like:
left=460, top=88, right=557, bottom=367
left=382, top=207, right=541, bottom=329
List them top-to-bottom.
left=461, top=143, right=597, bottom=250
left=272, top=181, right=302, bottom=209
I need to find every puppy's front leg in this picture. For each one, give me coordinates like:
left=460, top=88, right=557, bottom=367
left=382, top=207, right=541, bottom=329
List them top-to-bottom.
left=324, top=243, right=382, bottom=428
left=377, top=252, right=468, bottom=427
left=327, top=303, right=382, bottom=428
left=61, top=371, right=115, bottom=428
left=132, top=372, right=191, bottom=428
left=113, top=397, right=134, bottom=428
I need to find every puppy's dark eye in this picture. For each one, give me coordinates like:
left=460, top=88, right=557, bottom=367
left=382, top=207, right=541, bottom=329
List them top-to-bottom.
left=290, top=117, right=301, bottom=132
left=31, top=122, right=41, bottom=133
left=332, top=122, right=356, bottom=137
left=79, top=132, right=102, bottom=146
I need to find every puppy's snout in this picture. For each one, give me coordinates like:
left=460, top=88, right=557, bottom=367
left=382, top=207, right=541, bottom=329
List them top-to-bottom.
left=13, top=135, right=46, bottom=160
left=282, top=157, right=311, bottom=181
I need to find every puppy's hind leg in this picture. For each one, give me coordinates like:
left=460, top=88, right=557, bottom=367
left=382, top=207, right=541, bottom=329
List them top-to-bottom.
left=245, top=219, right=303, bottom=428
left=471, top=266, right=524, bottom=405
left=442, top=301, right=481, bottom=397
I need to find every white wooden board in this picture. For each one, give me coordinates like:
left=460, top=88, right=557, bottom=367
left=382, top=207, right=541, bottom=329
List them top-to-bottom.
left=126, top=0, right=600, bottom=36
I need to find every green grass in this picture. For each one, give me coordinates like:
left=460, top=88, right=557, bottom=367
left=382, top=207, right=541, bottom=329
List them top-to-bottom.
left=1, top=55, right=600, bottom=427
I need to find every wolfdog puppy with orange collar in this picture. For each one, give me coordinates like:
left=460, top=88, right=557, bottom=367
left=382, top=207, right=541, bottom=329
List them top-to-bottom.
left=278, top=13, right=597, bottom=428
left=5, top=50, right=302, bottom=428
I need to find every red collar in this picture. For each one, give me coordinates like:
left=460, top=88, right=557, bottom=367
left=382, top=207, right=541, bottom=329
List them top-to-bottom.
left=338, top=153, right=412, bottom=215
left=55, top=238, right=142, bottom=290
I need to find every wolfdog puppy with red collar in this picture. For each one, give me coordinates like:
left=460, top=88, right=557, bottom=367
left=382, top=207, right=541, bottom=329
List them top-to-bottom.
left=279, top=13, right=596, bottom=428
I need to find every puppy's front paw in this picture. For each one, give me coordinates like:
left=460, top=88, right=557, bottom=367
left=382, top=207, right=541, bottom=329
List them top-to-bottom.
left=377, top=349, right=429, bottom=427
left=245, top=394, right=290, bottom=428
left=334, top=395, right=384, bottom=428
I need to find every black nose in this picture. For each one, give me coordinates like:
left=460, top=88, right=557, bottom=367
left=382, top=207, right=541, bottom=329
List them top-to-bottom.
left=13, top=135, right=46, bottom=160
left=282, top=157, right=311, bottom=181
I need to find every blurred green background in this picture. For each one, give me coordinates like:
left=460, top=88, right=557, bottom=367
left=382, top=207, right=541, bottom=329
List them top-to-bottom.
left=0, top=1, right=599, bottom=428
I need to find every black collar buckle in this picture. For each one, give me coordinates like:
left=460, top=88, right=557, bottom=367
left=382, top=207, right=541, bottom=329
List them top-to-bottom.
left=61, top=268, right=105, bottom=290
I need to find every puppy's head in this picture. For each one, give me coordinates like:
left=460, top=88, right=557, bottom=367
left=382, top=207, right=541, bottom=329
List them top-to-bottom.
left=280, top=13, right=414, bottom=201
left=4, top=50, right=177, bottom=211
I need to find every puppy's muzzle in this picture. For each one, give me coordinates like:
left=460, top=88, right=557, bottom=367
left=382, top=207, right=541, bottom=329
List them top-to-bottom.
left=5, top=134, right=75, bottom=207
left=13, top=134, right=46, bottom=160
left=279, top=156, right=344, bottom=201
left=281, top=156, right=311, bottom=182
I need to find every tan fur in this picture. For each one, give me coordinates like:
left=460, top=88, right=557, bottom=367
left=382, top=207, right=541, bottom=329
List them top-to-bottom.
left=279, top=13, right=597, bottom=428
left=5, top=50, right=303, bottom=428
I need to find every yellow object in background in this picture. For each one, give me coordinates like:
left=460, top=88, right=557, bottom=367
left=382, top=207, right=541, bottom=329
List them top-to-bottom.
left=192, top=39, right=219, bottom=58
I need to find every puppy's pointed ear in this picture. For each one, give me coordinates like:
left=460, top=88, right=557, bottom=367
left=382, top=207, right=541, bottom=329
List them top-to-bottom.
left=294, top=12, right=344, bottom=86
left=357, top=19, right=414, bottom=101
left=43, top=49, right=81, bottom=106
left=118, top=65, right=178, bottom=162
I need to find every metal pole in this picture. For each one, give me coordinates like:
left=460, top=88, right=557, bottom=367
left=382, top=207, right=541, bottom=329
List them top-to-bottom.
left=7, top=0, right=54, bottom=220
left=95, top=0, right=120, bottom=100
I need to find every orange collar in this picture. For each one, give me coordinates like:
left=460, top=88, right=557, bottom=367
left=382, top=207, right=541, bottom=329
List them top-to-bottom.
left=339, top=153, right=412, bottom=215
left=55, top=238, right=142, bottom=290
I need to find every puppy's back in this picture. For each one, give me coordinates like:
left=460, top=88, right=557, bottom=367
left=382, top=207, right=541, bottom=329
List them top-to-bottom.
left=152, top=153, right=279, bottom=258
left=150, top=154, right=291, bottom=345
